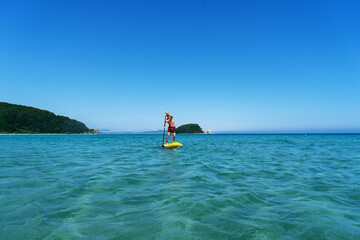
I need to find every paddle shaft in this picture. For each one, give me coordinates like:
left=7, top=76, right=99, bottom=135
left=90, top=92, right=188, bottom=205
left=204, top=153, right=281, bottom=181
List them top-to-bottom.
left=162, top=115, right=166, bottom=147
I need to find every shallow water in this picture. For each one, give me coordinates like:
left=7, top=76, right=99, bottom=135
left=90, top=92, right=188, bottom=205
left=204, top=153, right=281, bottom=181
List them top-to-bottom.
left=1, top=134, right=359, bottom=239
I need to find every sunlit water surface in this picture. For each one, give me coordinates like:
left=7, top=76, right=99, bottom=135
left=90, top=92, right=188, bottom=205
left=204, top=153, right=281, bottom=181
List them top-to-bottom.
left=1, top=134, right=359, bottom=239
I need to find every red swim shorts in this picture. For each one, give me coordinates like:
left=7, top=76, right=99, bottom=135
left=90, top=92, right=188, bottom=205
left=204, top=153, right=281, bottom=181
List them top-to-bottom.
left=168, top=126, right=176, bottom=133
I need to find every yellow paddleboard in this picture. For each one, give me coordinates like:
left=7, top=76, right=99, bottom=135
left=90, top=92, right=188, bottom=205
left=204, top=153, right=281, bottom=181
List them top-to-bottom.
left=164, top=142, right=183, bottom=148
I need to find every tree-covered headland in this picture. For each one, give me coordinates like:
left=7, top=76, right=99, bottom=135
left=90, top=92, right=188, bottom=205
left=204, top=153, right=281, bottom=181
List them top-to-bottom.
left=0, top=102, right=97, bottom=134
left=176, top=124, right=204, bottom=134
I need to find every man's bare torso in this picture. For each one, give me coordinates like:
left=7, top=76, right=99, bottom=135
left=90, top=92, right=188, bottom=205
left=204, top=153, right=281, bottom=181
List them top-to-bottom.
left=167, top=116, right=175, bottom=127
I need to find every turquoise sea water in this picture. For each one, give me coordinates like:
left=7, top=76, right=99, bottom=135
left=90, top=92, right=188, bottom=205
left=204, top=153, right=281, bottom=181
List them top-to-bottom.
left=1, top=134, right=360, bottom=240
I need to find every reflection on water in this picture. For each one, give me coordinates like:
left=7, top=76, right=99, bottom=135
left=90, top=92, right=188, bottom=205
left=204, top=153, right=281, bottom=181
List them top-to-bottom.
left=162, top=147, right=187, bottom=188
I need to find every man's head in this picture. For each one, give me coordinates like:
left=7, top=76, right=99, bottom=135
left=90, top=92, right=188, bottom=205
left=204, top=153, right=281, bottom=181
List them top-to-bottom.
left=165, top=112, right=172, bottom=119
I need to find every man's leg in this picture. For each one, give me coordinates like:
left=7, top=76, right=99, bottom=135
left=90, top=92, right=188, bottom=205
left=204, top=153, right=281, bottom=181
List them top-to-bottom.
left=166, top=132, right=170, bottom=144
left=173, top=132, right=176, bottom=142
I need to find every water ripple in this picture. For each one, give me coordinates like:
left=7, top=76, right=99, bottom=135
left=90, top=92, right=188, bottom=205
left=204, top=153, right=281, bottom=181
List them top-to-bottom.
left=1, top=134, right=360, bottom=239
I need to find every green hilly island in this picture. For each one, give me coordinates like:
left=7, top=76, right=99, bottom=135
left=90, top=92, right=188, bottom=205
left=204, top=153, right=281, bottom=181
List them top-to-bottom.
left=0, top=102, right=97, bottom=134
left=176, top=124, right=204, bottom=134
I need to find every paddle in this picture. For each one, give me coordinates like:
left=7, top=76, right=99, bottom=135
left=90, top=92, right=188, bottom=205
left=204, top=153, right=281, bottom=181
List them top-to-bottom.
left=162, top=114, right=166, bottom=147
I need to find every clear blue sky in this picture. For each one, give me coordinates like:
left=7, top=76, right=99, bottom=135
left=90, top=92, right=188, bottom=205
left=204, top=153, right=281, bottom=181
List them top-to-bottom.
left=1, top=0, right=359, bottom=132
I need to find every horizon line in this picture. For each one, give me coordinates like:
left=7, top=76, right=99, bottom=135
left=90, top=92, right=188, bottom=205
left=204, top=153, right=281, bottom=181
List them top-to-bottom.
left=100, top=132, right=360, bottom=135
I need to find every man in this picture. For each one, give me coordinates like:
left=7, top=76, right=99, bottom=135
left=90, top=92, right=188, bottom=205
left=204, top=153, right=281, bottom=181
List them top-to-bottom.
left=164, top=112, right=176, bottom=144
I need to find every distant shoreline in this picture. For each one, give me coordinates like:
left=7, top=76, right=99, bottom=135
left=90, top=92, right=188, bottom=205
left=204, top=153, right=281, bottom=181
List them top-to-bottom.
left=0, top=133, right=99, bottom=135
left=1, top=133, right=360, bottom=136
left=103, top=133, right=360, bottom=135
left=176, top=133, right=209, bottom=135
